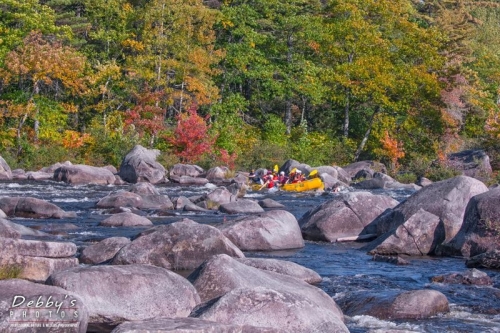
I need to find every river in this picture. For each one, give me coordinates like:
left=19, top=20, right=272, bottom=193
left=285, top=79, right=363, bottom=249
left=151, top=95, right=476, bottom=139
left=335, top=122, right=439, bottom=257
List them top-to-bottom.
left=1, top=179, right=499, bottom=333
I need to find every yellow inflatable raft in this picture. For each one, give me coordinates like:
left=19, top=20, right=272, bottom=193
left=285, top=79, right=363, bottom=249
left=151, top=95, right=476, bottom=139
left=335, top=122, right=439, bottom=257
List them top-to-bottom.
left=281, top=177, right=324, bottom=192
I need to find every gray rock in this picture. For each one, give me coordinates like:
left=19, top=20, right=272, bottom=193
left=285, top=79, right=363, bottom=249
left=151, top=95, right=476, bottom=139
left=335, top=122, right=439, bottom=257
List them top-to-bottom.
left=118, top=145, right=167, bottom=184
left=447, top=149, right=493, bottom=181
left=0, top=155, right=13, bottom=180
left=279, top=159, right=310, bottom=175
left=342, top=160, right=387, bottom=178
left=39, top=161, right=72, bottom=173
left=53, top=164, right=116, bottom=185
left=170, top=164, right=205, bottom=178
left=206, top=166, right=229, bottom=181
left=311, top=166, right=338, bottom=179
left=26, top=171, right=54, bottom=181
left=353, top=172, right=420, bottom=191
left=178, top=176, right=209, bottom=185
left=366, top=176, right=489, bottom=244
left=416, top=177, right=433, bottom=187
left=128, top=182, right=160, bottom=196
left=438, top=187, right=500, bottom=257
left=96, top=190, right=173, bottom=210
left=300, top=192, right=399, bottom=242
left=0, top=197, right=76, bottom=219
left=258, top=198, right=284, bottom=208
left=219, top=199, right=264, bottom=214
left=365, top=209, right=444, bottom=256
left=219, top=210, right=304, bottom=251
left=99, top=212, right=153, bottom=227
left=0, top=218, right=49, bottom=238
left=112, top=218, right=244, bottom=270
left=0, top=237, right=78, bottom=282
left=80, top=237, right=131, bottom=264
left=466, top=250, right=500, bottom=269
left=372, top=254, right=410, bottom=265
left=189, top=255, right=347, bottom=333
left=237, top=258, right=322, bottom=284
left=47, top=265, right=200, bottom=332
left=431, top=268, right=492, bottom=285
left=0, top=279, right=89, bottom=333
left=196, top=287, right=348, bottom=333
left=337, top=289, right=449, bottom=320
left=111, top=318, right=279, bottom=333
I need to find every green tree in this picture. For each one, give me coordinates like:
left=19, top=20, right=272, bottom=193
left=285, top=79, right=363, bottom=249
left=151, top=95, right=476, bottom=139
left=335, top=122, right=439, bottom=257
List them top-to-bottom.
left=216, top=0, right=325, bottom=134
left=319, top=0, right=446, bottom=161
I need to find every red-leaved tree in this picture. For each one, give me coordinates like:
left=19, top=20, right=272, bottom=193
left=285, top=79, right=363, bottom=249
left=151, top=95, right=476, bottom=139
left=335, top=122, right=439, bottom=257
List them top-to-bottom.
left=125, top=90, right=167, bottom=146
left=168, top=105, right=215, bottom=163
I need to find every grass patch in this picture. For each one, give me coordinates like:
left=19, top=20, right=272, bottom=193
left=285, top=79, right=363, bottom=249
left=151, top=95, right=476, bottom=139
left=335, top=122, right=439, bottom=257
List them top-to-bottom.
left=0, top=265, right=23, bottom=280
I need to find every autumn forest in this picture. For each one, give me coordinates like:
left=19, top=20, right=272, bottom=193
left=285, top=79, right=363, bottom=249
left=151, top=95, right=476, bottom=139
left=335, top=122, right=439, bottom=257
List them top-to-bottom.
left=1, top=0, right=500, bottom=182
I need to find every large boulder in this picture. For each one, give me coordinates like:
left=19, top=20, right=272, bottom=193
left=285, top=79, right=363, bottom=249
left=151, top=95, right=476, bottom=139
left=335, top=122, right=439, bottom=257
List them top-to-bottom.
left=118, top=145, right=167, bottom=184
left=446, top=149, right=493, bottom=181
left=0, top=156, right=12, bottom=180
left=342, top=160, right=387, bottom=178
left=53, top=164, right=116, bottom=185
left=363, top=176, right=489, bottom=244
left=437, top=187, right=500, bottom=258
left=300, top=192, right=399, bottom=242
left=0, top=197, right=76, bottom=219
left=219, top=199, right=264, bottom=214
left=365, top=208, right=444, bottom=256
left=218, top=210, right=304, bottom=251
left=98, top=212, right=153, bottom=227
left=112, top=218, right=244, bottom=270
left=0, top=237, right=78, bottom=282
left=80, top=237, right=131, bottom=264
left=189, top=255, right=348, bottom=333
left=236, top=258, right=322, bottom=284
left=47, top=265, right=200, bottom=332
left=0, top=279, right=89, bottom=333
left=195, top=287, right=348, bottom=333
left=336, top=289, right=449, bottom=320
left=111, top=318, right=279, bottom=333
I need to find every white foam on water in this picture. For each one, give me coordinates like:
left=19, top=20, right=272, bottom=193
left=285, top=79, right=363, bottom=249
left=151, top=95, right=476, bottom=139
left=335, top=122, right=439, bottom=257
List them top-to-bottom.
left=6, top=183, right=22, bottom=188
left=204, top=183, right=218, bottom=190
left=244, top=192, right=266, bottom=198
left=52, top=197, right=90, bottom=203
left=69, top=231, right=102, bottom=236
left=443, top=305, right=500, bottom=326
left=348, top=315, right=422, bottom=332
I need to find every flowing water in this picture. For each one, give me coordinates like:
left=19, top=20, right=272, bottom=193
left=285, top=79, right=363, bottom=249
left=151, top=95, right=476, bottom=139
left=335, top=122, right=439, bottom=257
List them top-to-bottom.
left=1, top=179, right=499, bottom=333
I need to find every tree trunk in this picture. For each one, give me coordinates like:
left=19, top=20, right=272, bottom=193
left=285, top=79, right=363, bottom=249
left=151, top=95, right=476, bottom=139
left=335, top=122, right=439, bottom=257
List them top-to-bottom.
left=285, top=33, right=293, bottom=135
left=343, top=53, right=354, bottom=139
left=343, top=89, right=350, bottom=138
left=354, top=107, right=379, bottom=161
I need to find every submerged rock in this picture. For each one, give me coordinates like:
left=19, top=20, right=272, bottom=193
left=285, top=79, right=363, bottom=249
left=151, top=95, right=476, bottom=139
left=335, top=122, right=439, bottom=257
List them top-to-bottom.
left=0, top=197, right=76, bottom=219
left=337, top=289, right=449, bottom=320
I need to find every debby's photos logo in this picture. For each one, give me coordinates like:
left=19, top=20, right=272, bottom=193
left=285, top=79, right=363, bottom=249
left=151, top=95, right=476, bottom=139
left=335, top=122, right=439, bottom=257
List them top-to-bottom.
left=8, top=294, right=81, bottom=329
